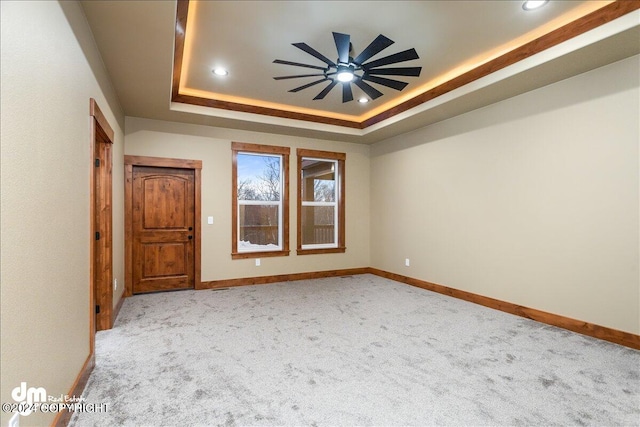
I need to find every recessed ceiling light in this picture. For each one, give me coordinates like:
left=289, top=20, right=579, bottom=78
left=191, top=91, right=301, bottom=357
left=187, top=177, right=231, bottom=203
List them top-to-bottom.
left=522, top=0, right=549, bottom=11
left=212, top=67, right=228, bottom=76
left=357, top=97, right=369, bottom=104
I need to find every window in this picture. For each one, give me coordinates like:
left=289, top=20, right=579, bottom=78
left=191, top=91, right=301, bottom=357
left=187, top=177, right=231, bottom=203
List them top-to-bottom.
left=232, top=142, right=289, bottom=259
left=297, top=149, right=345, bottom=254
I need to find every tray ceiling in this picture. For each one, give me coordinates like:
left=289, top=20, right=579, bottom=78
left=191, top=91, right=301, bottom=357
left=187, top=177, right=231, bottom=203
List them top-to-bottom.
left=81, top=1, right=640, bottom=143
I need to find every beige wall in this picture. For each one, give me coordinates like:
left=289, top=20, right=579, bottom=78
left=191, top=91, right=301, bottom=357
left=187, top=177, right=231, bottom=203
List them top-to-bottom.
left=0, top=2, right=125, bottom=426
left=370, top=55, right=640, bottom=335
left=125, top=117, right=370, bottom=281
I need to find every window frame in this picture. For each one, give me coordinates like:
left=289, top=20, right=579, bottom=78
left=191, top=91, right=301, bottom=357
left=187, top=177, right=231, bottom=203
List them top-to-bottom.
left=232, top=142, right=290, bottom=259
left=296, top=148, right=346, bottom=255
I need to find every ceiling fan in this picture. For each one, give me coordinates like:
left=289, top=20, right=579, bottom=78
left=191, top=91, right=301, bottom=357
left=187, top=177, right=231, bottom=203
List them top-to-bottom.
left=273, top=32, right=422, bottom=103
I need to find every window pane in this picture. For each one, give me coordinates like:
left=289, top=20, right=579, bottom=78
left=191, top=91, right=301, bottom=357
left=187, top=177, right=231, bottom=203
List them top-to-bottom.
left=237, top=153, right=281, bottom=201
left=301, top=159, right=335, bottom=202
left=239, top=204, right=279, bottom=249
left=301, top=206, right=335, bottom=245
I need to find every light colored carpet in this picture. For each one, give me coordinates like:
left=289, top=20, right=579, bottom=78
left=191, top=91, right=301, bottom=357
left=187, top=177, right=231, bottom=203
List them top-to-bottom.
left=70, top=274, right=639, bottom=426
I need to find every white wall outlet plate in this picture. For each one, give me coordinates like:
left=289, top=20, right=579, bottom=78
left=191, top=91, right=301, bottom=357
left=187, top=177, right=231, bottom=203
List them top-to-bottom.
left=207, top=216, right=214, bottom=225
left=255, top=258, right=261, bottom=266
left=405, top=258, right=410, bottom=267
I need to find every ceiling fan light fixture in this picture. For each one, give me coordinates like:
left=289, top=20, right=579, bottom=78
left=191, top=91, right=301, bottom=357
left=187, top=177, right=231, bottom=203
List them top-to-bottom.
left=522, top=0, right=549, bottom=11
left=273, top=32, right=421, bottom=103
left=336, top=64, right=354, bottom=82
left=212, top=67, right=229, bottom=76
left=337, top=71, right=354, bottom=82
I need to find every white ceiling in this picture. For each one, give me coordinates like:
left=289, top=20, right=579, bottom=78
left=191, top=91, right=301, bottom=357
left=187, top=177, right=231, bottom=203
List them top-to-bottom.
left=81, top=0, right=640, bottom=143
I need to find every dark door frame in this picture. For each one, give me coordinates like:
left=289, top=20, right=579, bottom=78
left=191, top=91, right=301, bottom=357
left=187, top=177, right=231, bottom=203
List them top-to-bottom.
left=90, top=98, right=114, bottom=341
left=124, top=155, right=202, bottom=296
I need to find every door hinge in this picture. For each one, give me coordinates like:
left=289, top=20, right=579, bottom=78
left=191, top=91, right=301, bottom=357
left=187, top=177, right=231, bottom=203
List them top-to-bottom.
left=95, top=158, right=100, bottom=167
left=95, top=231, right=100, bottom=241
left=95, top=305, right=100, bottom=314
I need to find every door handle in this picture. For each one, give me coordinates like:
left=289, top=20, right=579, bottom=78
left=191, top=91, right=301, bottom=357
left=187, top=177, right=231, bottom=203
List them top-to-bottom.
left=188, top=227, right=193, bottom=231
left=188, top=235, right=193, bottom=240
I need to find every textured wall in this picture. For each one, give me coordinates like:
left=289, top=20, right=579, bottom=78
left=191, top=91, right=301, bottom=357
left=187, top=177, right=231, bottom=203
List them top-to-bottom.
left=0, top=2, right=125, bottom=426
left=370, top=56, right=640, bottom=334
left=125, top=117, right=371, bottom=281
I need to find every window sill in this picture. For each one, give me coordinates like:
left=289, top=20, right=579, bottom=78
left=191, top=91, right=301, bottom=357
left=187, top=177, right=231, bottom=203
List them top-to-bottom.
left=296, top=247, right=346, bottom=256
left=232, top=250, right=290, bottom=260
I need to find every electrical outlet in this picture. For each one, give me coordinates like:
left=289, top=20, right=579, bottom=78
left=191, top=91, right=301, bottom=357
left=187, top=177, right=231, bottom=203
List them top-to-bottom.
left=207, top=216, right=214, bottom=225
left=255, top=258, right=261, bottom=267
left=405, top=258, right=410, bottom=267
left=114, top=278, right=118, bottom=290
left=8, top=412, right=19, bottom=427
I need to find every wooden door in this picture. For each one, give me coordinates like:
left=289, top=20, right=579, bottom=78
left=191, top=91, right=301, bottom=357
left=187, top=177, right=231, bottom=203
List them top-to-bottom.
left=90, top=98, right=114, bottom=333
left=94, top=135, right=113, bottom=328
left=132, top=166, right=195, bottom=293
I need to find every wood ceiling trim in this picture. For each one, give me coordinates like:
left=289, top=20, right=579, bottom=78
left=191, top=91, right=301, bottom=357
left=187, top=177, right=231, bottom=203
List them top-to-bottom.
left=171, top=0, right=639, bottom=131
left=172, top=0, right=188, bottom=100
left=172, top=93, right=363, bottom=129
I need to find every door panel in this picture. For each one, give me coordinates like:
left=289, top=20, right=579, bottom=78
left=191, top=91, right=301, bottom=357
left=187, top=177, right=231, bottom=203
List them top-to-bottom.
left=133, top=166, right=195, bottom=293
left=143, top=177, right=187, bottom=228
left=143, top=243, right=186, bottom=277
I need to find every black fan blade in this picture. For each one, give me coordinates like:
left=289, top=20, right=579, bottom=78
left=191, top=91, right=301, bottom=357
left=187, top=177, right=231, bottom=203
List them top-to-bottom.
left=333, top=32, right=351, bottom=64
left=353, top=34, right=394, bottom=65
left=293, top=42, right=336, bottom=67
left=362, top=48, right=420, bottom=69
left=273, top=59, right=327, bottom=71
left=366, top=67, right=422, bottom=77
left=274, top=73, right=326, bottom=80
left=362, top=74, right=408, bottom=91
left=289, top=78, right=330, bottom=93
left=353, top=78, right=383, bottom=100
left=314, top=80, right=339, bottom=100
left=342, top=82, right=353, bottom=103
